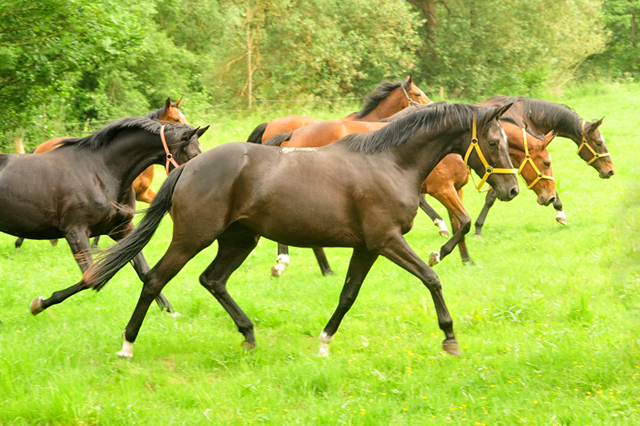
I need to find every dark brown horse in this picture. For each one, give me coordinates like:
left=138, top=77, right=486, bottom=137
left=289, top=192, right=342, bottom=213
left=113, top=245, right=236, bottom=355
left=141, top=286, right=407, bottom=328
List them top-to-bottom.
left=246, top=76, right=431, bottom=143
left=473, top=96, right=614, bottom=234
left=14, top=98, right=188, bottom=249
left=79, top=102, right=518, bottom=359
left=264, top=113, right=555, bottom=275
left=0, top=117, right=207, bottom=314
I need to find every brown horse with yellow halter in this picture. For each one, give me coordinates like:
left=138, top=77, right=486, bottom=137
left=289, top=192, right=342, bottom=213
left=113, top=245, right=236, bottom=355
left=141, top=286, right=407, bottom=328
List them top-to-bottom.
left=246, top=76, right=431, bottom=143
left=473, top=96, right=613, bottom=234
left=14, top=98, right=188, bottom=249
left=263, top=109, right=554, bottom=275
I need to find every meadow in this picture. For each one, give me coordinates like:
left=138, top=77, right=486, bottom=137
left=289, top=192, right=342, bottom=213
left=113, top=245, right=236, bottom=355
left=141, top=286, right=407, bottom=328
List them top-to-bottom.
left=1, top=83, right=639, bottom=425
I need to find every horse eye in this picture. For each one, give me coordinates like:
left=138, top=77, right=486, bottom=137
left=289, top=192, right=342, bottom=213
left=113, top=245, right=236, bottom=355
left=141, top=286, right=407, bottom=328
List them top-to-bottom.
left=415, top=93, right=421, bottom=97
left=488, top=141, right=497, bottom=148
left=595, top=141, right=602, bottom=147
left=543, top=161, right=551, bottom=168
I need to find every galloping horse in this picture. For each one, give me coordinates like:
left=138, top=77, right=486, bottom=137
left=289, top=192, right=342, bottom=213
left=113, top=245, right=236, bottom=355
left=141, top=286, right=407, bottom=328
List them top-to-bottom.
left=246, top=76, right=431, bottom=143
left=472, top=96, right=614, bottom=235
left=14, top=98, right=188, bottom=249
left=79, top=102, right=518, bottom=359
left=264, top=111, right=555, bottom=275
left=0, top=117, right=207, bottom=314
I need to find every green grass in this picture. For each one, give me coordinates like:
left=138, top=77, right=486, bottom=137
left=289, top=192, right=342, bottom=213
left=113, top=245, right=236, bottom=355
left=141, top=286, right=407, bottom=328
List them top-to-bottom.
left=1, top=83, right=639, bottom=425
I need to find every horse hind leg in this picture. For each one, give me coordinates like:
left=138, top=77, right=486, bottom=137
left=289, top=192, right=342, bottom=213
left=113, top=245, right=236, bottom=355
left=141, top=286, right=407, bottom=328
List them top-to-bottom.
left=428, top=187, right=472, bottom=266
left=419, top=194, right=450, bottom=237
left=198, top=228, right=260, bottom=350
left=30, top=229, right=93, bottom=314
left=313, top=248, right=335, bottom=276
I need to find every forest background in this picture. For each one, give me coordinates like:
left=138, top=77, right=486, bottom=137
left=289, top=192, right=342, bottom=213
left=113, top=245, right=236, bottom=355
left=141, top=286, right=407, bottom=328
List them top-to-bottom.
left=0, top=0, right=638, bottom=151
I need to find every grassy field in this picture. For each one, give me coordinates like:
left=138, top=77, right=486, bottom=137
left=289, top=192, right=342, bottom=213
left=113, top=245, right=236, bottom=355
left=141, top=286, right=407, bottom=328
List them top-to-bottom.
left=1, top=83, right=639, bottom=425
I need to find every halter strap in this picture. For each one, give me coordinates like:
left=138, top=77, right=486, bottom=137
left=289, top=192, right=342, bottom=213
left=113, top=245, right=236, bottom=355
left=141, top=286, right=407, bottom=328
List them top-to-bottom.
left=401, top=86, right=423, bottom=107
left=464, top=116, right=518, bottom=192
left=578, top=120, right=610, bottom=165
left=160, top=124, right=180, bottom=175
left=517, top=128, right=554, bottom=189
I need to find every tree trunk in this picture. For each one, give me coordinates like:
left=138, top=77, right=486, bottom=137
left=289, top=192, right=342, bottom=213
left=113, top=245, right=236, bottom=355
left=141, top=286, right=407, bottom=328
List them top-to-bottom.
left=407, top=0, right=439, bottom=58
left=630, top=1, right=637, bottom=48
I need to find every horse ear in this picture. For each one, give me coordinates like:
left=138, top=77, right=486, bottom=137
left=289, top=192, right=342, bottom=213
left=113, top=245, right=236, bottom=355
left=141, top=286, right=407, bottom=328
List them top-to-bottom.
left=403, top=75, right=413, bottom=89
left=176, top=97, right=182, bottom=108
left=165, top=98, right=172, bottom=110
left=492, top=102, right=514, bottom=121
left=587, top=117, right=604, bottom=134
left=197, top=125, right=210, bottom=137
left=543, top=130, right=557, bottom=147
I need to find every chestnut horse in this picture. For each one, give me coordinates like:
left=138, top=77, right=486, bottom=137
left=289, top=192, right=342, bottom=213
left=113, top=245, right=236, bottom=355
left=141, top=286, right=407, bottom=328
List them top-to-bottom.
left=246, top=76, right=431, bottom=143
left=473, top=96, right=614, bottom=234
left=14, top=98, right=187, bottom=249
left=79, top=102, right=518, bottom=359
left=264, top=111, right=555, bottom=275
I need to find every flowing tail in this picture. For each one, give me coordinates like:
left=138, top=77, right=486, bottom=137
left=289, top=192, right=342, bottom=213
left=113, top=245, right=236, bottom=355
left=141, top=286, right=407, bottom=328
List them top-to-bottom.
left=247, top=122, right=268, bottom=144
left=263, top=131, right=293, bottom=147
left=83, top=167, right=186, bottom=291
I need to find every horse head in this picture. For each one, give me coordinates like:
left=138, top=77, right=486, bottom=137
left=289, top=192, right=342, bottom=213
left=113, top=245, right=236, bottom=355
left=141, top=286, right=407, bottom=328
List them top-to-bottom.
left=579, top=118, right=614, bottom=179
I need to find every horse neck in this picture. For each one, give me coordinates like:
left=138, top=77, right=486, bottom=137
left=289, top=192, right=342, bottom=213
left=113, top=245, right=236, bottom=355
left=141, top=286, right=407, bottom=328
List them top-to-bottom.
left=358, top=90, right=405, bottom=121
left=525, top=101, right=583, bottom=145
left=97, top=128, right=164, bottom=198
left=391, top=128, right=465, bottom=184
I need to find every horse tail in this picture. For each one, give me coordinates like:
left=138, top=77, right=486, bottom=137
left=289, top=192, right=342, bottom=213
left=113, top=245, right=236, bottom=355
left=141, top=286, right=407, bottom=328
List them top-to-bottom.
left=247, top=122, right=268, bottom=144
left=263, top=131, right=293, bottom=147
left=83, top=167, right=186, bottom=291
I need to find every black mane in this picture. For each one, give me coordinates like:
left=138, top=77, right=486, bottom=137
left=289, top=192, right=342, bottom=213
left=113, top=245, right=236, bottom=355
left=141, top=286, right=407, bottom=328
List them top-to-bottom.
left=354, top=80, right=407, bottom=119
left=488, top=96, right=585, bottom=136
left=341, top=102, right=491, bottom=154
left=59, top=117, right=192, bottom=150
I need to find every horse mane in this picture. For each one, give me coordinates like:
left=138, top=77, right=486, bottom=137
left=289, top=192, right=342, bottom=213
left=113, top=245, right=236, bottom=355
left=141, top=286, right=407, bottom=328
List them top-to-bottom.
left=354, top=80, right=406, bottom=119
left=490, top=96, right=584, bottom=136
left=145, top=101, right=180, bottom=121
left=341, top=102, right=491, bottom=155
left=59, top=117, right=191, bottom=150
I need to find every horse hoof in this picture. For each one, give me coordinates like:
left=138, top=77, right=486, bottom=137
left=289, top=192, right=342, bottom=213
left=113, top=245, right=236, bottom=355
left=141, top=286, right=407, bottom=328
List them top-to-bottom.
left=556, top=216, right=568, bottom=226
left=439, top=229, right=450, bottom=238
left=50, top=239, right=58, bottom=247
left=428, top=251, right=441, bottom=267
left=271, top=265, right=285, bottom=277
left=322, top=269, right=336, bottom=276
left=30, top=297, right=45, bottom=315
left=168, top=311, right=182, bottom=318
left=442, top=339, right=461, bottom=357
left=241, top=340, right=256, bottom=351
left=116, top=350, right=133, bottom=359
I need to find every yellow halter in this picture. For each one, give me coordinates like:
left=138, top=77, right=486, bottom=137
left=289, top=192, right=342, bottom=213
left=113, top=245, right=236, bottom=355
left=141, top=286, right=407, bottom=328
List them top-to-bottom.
left=464, top=116, right=517, bottom=192
left=578, top=120, right=610, bottom=165
left=517, top=128, right=554, bottom=189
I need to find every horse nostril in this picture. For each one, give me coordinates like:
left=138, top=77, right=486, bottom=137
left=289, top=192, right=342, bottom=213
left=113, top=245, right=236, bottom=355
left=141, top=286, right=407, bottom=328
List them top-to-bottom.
left=608, top=169, right=615, bottom=177
left=510, top=187, right=519, bottom=199
left=548, top=196, right=556, bottom=206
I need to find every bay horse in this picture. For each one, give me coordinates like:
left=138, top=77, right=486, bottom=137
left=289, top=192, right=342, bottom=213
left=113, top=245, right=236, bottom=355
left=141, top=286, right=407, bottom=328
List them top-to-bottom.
left=246, top=76, right=431, bottom=143
left=473, top=96, right=614, bottom=235
left=14, top=98, right=188, bottom=249
left=79, top=102, right=518, bottom=359
left=264, top=111, right=555, bottom=275
left=0, top=117, right=208, bottom=314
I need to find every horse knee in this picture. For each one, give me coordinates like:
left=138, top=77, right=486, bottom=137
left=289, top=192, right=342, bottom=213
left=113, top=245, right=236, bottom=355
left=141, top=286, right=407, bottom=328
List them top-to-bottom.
left=199, top=274, right=226, bottom=295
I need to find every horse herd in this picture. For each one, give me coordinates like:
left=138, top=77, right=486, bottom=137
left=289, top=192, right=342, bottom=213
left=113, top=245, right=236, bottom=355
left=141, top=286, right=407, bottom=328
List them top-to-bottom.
left=0, top=76, right=614, bottom=359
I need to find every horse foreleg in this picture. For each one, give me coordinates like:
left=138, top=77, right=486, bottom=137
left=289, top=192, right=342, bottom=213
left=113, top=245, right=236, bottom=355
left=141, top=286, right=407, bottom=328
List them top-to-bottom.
left=428, top=188, right=472, bottom=266
left=473, top=188, right=497, bottom=236
left=553, top=192, right=567, bottom=225
left=419, top=194, right=449, bottom=237
left=30, top=229, right=93, bottom=314
left=199, top=232, right=260, bottom=351
left=379, top=235, right=459, bottom=356
left=91, top=236, right=100, bottom=249
left=14, top=237, right=24, bottom=249
left=271, top=244, right=290, bottom=277
left=318, top=247, right=378, bottom=357
left=312, top=248, right=335, bottom=276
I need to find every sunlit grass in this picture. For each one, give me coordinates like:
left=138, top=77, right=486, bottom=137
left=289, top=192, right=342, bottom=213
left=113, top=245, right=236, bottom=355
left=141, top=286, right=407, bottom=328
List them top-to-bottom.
left=0, top=83, right=639, bottom=425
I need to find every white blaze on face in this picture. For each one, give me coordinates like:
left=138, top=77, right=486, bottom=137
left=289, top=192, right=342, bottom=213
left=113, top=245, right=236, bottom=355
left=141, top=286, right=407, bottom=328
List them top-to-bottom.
left=601, top=135, right=606, bottom=145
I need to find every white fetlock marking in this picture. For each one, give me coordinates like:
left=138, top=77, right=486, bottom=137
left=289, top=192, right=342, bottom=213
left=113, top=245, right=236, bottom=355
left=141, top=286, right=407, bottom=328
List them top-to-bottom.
left=556, top=210, right=567, bottom=225
left=434, top=219, right=450, bottom=236
left=429, top=251, right=441, bottom=266
left=271, top=254, right=290, bottom=277
left=168, top=311, right=182, bottom=318
left=317, top=331, right=334, bottom=357
left=117, top=334, right=134, bottom=358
